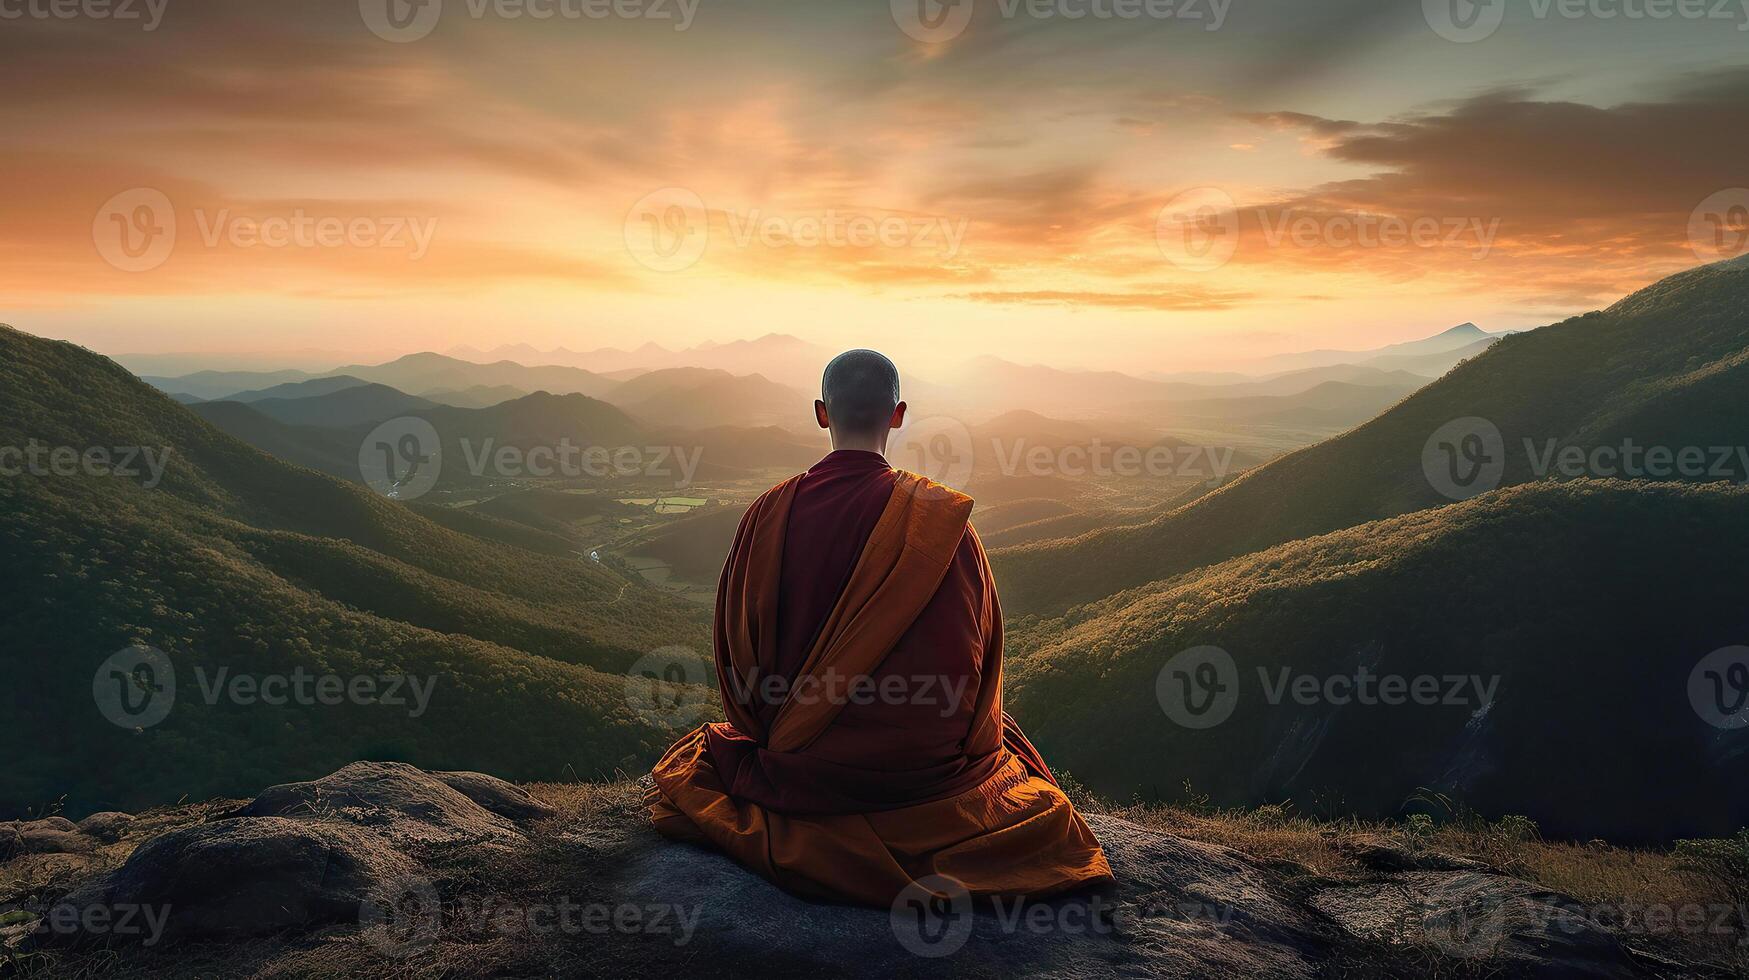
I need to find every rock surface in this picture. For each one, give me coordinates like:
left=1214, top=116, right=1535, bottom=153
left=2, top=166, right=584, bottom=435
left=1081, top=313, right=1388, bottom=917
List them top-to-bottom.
left=233, top=761, right=527, bottom=845
left=7, top=763, right=1699, bottom=978
left=42, top=763, right=549, bottom=944
left=615, top=813, right=1334, bottom=979
left=0, top=817, right=96, bottom=858
left=51, top=817, right=415, bottom=942
left=1312, top=871, right=1642, bottom=979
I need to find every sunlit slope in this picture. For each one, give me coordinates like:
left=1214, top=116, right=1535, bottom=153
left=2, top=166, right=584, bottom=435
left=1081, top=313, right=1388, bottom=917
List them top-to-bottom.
left=995, top=256, right=1749, bottom=616
left=0, top=325, right=712, bottom=816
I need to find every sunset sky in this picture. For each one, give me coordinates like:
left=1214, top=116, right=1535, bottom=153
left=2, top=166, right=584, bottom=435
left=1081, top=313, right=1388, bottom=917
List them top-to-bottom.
left=4, top=0, right=1747, bottom=374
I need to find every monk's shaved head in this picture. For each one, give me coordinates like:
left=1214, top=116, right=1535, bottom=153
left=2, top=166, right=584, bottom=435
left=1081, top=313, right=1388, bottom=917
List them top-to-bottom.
left=820, top=349, right=901, bottom=437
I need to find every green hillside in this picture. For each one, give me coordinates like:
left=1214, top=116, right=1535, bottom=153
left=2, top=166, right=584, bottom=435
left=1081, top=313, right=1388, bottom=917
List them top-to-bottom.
left=995, top=256, right=1749, bottom=616
left=0, top=326, right=713, bottom=818
left=1005, top=479, right=1749, bottom=842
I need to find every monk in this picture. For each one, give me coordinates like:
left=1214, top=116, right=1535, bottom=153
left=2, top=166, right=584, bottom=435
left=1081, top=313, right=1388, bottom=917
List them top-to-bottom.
left=646, top=349, right=1113, bottom=907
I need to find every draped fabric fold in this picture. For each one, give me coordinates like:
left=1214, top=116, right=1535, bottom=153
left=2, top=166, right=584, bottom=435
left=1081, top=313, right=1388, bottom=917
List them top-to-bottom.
left=646, top=457, right=1113, bottom=907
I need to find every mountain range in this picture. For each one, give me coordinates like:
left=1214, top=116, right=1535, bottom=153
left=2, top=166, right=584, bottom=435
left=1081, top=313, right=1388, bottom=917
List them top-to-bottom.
left=991, top=255, right=1749, bottom=840
left=0, top=325, right=712, bottom=816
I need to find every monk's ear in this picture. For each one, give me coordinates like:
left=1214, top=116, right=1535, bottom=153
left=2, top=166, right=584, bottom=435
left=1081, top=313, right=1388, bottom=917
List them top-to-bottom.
left=814, top=399, right=830, bottom=429
left=889, top=401, right=907, bottom=429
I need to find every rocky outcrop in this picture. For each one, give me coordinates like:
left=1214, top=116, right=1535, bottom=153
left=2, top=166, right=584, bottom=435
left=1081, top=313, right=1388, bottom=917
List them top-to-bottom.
left=230, top=761, right=537, bottom=846
left=5, top=763, right=1694, bottom=977
left=41, top=763, right=548, bottom=945
left=616, top=813, right=1333, bottom=979
left=1, top=817, right=96, bottom=859
left=50, top=817, right=414, bottom=942
left=1312, top=872, right=1640, bottom=979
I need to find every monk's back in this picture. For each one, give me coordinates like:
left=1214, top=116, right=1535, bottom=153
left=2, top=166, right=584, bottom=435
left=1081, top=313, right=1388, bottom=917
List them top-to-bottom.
left=648, top=349, right=1111, bottom=905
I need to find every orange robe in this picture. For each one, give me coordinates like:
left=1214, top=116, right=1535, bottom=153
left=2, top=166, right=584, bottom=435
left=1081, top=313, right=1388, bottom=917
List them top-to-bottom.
left=646, top=450, right=1113, bottom=907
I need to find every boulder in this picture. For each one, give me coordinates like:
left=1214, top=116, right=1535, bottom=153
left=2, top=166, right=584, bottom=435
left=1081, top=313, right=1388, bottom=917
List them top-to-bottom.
left=233, top=761, right=524, bottom=845
left=433, top=770, right=556, bottom=822
left=76, top=812, right=136, bottom=844
left=46, top=816, right=413, bottom=942
left=1, top=818, right=95, bottom=858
